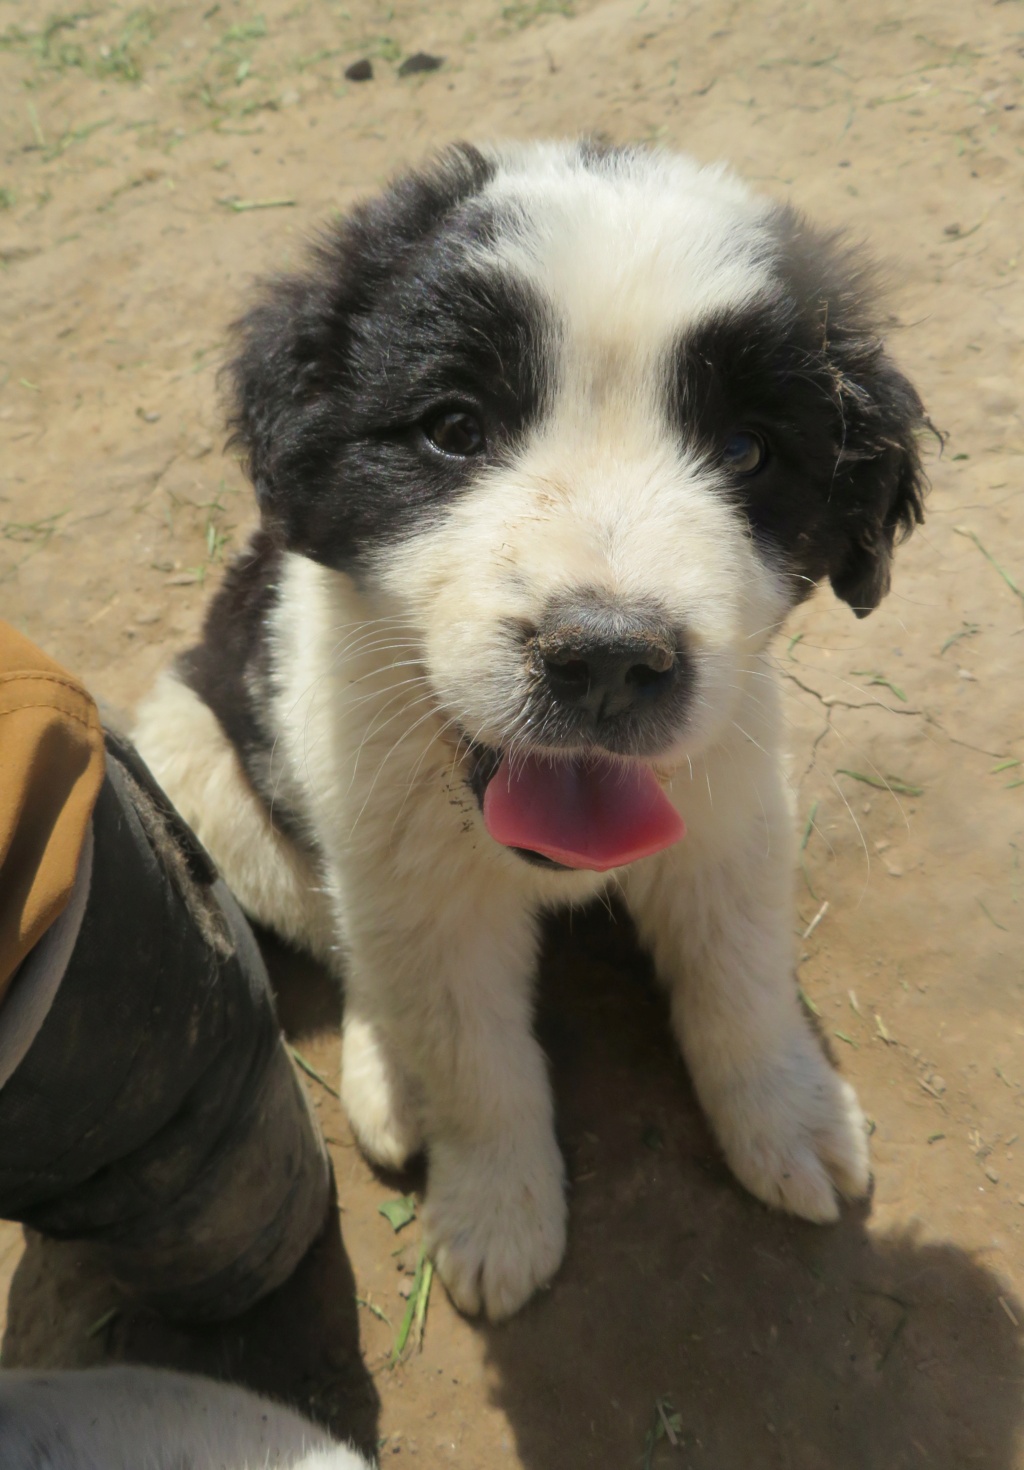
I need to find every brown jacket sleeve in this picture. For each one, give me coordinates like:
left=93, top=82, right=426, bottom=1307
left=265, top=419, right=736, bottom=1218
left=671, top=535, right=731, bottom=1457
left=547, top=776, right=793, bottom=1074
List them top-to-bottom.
left=0, top=622, right=105, bottom=998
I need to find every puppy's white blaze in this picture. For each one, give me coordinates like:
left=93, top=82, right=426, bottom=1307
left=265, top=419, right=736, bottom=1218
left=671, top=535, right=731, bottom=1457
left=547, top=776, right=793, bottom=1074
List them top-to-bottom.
left=478, top=145, right=776, bottom=340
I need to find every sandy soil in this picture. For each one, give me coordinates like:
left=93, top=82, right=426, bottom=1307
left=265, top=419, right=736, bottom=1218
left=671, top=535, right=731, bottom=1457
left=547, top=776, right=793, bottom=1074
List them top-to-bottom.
left=1, top=0, right=1023, bottom=1465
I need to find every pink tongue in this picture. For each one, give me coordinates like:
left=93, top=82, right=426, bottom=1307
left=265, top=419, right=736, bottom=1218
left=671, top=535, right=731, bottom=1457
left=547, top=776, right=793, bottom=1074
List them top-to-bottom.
left=482, top=753, right=685, bottom=871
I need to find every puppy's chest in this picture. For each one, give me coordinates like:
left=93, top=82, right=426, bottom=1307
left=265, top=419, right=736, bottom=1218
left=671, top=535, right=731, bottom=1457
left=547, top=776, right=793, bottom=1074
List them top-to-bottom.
left=277, top=670, right=614, bottom=920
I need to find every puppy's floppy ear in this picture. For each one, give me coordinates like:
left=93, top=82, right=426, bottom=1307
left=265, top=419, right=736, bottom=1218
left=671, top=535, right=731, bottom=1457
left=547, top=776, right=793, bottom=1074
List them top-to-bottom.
left=222, top=143, right=494, bottom=551
left=768, top=204, right=930, bottom=618
left=223, top=271, right=347, bottom=531
left=826, top=354, right=928, bottom=618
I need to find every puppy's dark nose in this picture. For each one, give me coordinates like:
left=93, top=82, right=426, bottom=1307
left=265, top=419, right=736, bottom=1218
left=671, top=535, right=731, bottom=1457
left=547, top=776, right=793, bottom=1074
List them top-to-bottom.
left=536, top=599, right=680, bottom=722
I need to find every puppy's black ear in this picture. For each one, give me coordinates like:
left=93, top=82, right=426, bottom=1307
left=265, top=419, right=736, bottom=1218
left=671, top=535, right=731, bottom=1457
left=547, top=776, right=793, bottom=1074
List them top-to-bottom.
left=222, top=143, right=494, bottom=552
left=769, top=205, right=930, bottom=618
left=224, top=270, right=347, bottom=532
left=826, top=356, right=928, bottom=618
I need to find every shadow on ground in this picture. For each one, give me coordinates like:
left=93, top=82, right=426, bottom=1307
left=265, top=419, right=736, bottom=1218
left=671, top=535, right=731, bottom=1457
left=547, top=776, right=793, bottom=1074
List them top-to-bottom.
left=483, top=906, right=1024, bottom=1470
left=3, top=907, right=1022, bottom=1470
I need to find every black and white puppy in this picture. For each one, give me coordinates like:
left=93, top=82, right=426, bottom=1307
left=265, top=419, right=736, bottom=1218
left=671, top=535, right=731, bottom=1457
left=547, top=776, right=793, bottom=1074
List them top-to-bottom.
left=135, top=141, right=926, bottom=1322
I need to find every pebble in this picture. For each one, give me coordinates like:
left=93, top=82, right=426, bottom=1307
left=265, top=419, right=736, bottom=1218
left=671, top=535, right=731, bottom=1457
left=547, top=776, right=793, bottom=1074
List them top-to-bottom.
left=398, top=52, right=444, bottom=76
left=345, top=58, right=373, bottom=81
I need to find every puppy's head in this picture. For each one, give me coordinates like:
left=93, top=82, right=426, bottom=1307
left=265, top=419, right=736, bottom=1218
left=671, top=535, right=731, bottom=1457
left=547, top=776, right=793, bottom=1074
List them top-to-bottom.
left=227, top=141, right=927, bottom=807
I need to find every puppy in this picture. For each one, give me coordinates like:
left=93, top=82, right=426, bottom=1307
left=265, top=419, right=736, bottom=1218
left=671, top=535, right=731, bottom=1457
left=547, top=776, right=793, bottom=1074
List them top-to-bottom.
left=135, top=141, right=927, bottom=1322
left=0, top=1367, right=372, bottom=1469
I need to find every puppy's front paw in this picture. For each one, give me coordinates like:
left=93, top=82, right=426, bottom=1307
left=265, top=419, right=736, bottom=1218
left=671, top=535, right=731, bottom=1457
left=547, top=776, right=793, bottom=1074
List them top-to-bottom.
left=341, top=1016, right=423, bottom=1170
left=711, top=1039, right=871, bottom=1223
left=424, top=1135, right=567, bottom=1322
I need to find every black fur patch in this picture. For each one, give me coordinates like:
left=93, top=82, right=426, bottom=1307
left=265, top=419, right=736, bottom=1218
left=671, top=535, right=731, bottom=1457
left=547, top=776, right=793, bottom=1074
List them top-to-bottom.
left=226, top=145, right=550, bottom=569
left=672, top=207, right=927, bottom=616
left=176, top=530, right=311, bottom=847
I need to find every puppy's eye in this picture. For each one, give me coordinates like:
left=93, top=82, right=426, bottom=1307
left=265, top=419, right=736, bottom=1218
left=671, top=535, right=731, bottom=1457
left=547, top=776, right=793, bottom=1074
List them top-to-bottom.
left=424, top=409, right=485, bottom=458
left=721, top=431, right=767, bottom=476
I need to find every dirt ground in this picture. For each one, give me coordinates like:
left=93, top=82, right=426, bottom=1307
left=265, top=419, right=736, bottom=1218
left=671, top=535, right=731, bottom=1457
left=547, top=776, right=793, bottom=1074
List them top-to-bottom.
left=1, top=0, right=1023, bottom=1465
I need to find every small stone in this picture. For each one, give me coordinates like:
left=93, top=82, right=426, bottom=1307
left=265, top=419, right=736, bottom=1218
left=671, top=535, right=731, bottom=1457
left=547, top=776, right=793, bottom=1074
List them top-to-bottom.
left=398, top=52, right=444, bottom=76
left=345, top=58, right=373, bottom=81
left=944, top=222, right=961, bottom=236
left=930, top=1075, right=946, bottom=1094
left=986, top=1168, right=1000, bottom=1184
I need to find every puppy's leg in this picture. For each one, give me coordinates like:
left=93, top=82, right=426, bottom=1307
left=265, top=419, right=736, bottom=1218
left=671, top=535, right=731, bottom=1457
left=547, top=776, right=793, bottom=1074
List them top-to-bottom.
left=624, top=767, right=869, bottom=1223
left=340, top=885, right=565, bottom=1322
left=341, top=1011, right=423, bottom=1170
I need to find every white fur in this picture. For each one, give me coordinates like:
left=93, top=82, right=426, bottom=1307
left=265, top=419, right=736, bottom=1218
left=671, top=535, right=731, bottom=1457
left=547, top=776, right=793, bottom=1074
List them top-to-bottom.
left=136, top=143, right=870, bottom=1322
left=476, top=143, right=776, bottom=335
left=132, top=670, right=336, bottom=963
left=0, top=1367, right=372, bottom=1470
